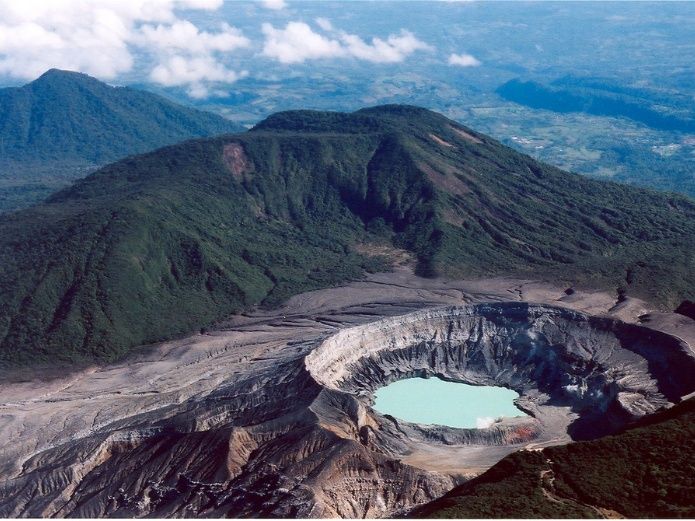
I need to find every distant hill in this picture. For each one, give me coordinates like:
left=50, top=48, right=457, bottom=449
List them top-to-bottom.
left=0, top=69, right=241, bottom=212
left=0, top=69, right=241, bottom=163
left=496, top=77, right=695, bottom=198
left=497, top=77, right=695, bottom=134
left=0, top=105, right=693, bottom=365
left=411, top=396, right=695, bottom=518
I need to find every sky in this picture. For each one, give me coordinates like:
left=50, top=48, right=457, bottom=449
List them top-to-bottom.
left=0, top=0, right=480, bottom=98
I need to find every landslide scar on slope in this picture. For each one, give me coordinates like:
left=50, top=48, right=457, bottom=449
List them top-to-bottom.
left=450, top=125, right=483, bottom=144
left=429, top=133, right=455, bottom=147
left=223, top=142, right=253, bottom=180
left=417, top=161, right=470, bottom=197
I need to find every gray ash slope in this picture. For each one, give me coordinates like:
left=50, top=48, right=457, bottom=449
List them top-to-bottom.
left=1, top=286, right=694, bottom=518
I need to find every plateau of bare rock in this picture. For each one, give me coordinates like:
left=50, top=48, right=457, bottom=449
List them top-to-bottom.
left=1, top=272, right=694, bottom=518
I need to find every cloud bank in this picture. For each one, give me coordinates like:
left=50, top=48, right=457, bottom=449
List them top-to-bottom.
left=0, top=0, right=248, bottom=96
left=0, top=4, right=435, bottom=97
left=137, top=20, right=249, bottom=97
left=262, top=20, right=432, bottom=64
left=261, top=22, right=343, bottom=64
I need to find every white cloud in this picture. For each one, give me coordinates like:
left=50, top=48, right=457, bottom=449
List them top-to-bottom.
left=0, top=0, right=247, bottom=97
left=260, top=0, right=287, bottom=10
left=0, top=1, right=139, bottom=79
left=315, top=17, right=333, bottom=31
left=138, top=20, right=249, bottom=54
left=138, top=20, right=249, bottom=95
left=261, top=21, right=431, bottom=65
left=261, top=22, right=345, bottom=64
left=341, top=30, right=432, bottom=63
left=448, top=52, right=481, bottom=67
left=150, top=55, right=247, bottom=97
left=476, top=417, right=495, bottom=429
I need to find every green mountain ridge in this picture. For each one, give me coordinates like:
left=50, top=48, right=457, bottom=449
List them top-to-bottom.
left=0, top=69, right=241, bottom=212
left=0, top=69, right=240, bottom=163
left=0, top=105, right=694, bottom=366
left=410, top=396, right=695, bottom=519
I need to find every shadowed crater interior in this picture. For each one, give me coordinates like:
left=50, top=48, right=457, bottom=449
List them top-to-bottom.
left=305, top=303, right=695, bottom=445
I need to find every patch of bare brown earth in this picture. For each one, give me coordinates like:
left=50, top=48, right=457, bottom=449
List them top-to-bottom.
left=449, top=125, right=483, bottom=144
left=428, top=134, right=454, bottom=147
left=222, top=141, right=252, bottom=179
left=417, top=161, right=470, bottom=198
left=353, top=243, right=415, bottom=269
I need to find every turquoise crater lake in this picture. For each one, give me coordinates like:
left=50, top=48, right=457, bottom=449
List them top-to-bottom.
left=372, top=377, right=528, bottom=428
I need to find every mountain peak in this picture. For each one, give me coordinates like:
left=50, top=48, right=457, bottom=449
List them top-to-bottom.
left=32, top=68, right=101, bottom=86
left=38, top=68, right=83, bottom=78
left=0, top=70, right=241, bottom=166
left=251, top=104, right=465, bottom=136
left=356, top=104, right=438, bottom=117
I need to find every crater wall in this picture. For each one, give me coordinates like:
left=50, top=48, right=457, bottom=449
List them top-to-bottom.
left=306, top=303, right=695, bottom=441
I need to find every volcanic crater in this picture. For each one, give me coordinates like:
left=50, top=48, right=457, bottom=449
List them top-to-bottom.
left=2, top=277, right=694, bottom=518
left=306, top=302, right=695, bottom=457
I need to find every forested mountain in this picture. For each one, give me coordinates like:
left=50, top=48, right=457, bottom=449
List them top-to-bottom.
left=0, top=69, right=241, bottom=212
left=0, top=69, right=240, bottom=163
left=497, top=77, right=695, bottom=133
left=1, top=105, right=693, bottom=365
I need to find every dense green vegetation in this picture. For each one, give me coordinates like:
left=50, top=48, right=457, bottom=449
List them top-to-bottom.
left=0, top=69, right=241, bottom=213
left=0, top=69, right=240, bottom=163
left=497, top=77, right=695, bottom=133
left=1, top=105, right=694, bottom=366
left=411, top=397, right=695, bottom=518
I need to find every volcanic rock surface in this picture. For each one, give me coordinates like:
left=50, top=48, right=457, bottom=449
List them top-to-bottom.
left=1, top=271, right=694, bottom=518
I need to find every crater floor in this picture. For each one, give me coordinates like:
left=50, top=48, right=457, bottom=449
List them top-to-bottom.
left=1, top=269, right=694, bottom=518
